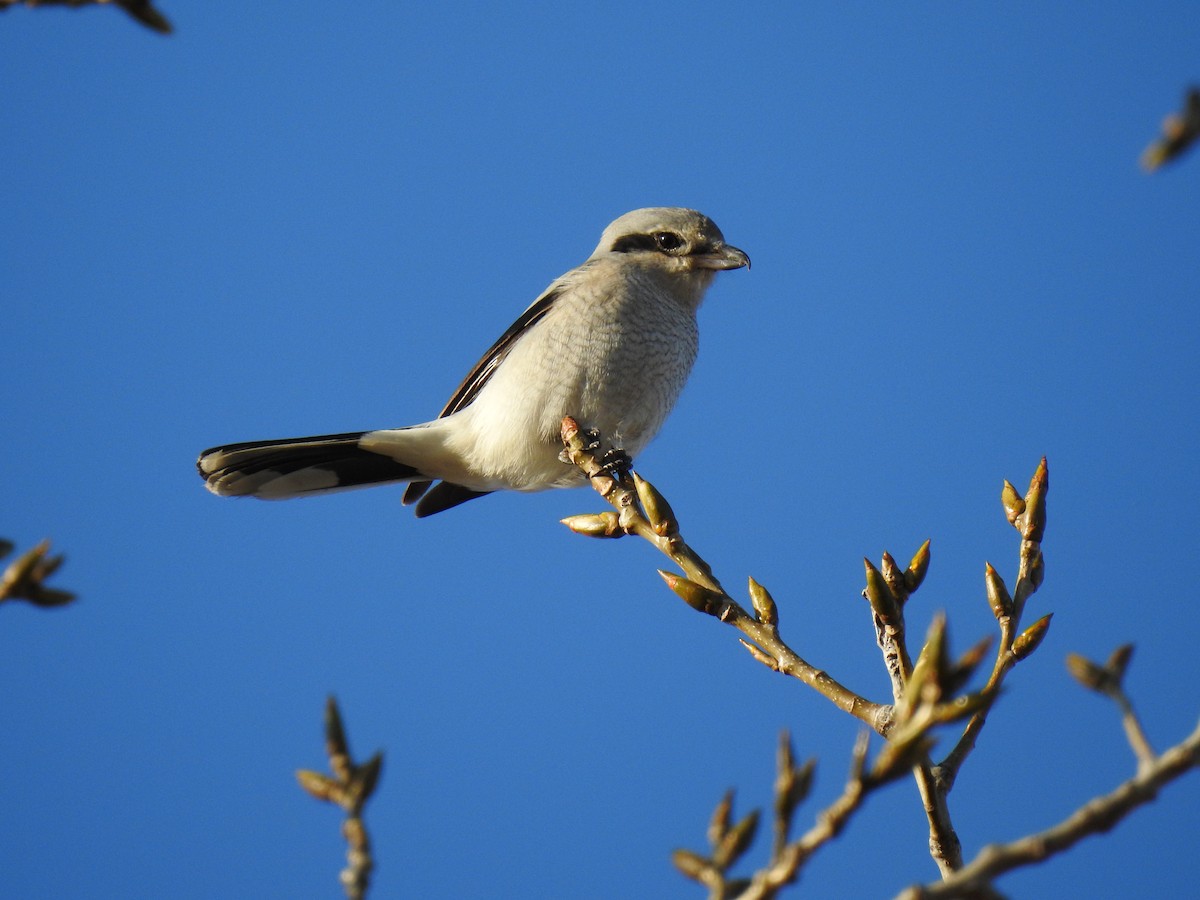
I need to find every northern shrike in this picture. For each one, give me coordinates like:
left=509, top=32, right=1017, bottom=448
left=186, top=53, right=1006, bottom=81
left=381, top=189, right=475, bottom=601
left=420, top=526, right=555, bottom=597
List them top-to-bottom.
left=197, top=207, right=749, bottom=517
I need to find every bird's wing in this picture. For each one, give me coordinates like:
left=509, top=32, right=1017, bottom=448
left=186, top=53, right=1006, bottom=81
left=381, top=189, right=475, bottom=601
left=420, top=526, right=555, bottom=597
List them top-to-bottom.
left=402, top=277, right=570, bottom=507
left=437, top=282, right=566, bottom=417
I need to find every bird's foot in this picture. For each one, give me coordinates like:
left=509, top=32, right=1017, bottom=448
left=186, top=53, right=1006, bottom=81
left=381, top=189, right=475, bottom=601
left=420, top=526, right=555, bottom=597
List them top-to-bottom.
left=557, top=427, right=632, bottom=480
left=558, top=427, right=601, bottom=465
left=579, top=428, right=603, bottom=452
left=597, top=447, right=633, bottom=480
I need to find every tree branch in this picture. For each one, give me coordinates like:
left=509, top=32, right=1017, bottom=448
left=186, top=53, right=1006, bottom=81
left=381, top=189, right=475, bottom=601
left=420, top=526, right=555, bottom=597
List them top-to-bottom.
left=558, top=417, right=889, bottom=734
left=296, top=697, right=384, bottom=900
left=896, top=717, right=1200, bottom=899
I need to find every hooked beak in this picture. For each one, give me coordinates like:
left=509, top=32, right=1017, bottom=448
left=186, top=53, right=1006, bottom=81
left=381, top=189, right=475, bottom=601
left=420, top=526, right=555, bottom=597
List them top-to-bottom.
left=693, top=243, right=751, bottom=271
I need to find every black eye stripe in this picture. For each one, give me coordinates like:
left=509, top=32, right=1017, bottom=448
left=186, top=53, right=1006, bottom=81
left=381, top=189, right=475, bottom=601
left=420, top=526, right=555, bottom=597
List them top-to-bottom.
left=611, top=231, right=686, bottom=254
left=611, top=233, right=660, bottom=253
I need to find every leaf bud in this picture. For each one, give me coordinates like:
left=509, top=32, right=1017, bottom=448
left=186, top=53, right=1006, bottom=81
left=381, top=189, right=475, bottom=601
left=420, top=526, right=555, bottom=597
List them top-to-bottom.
left=747, top=576, right=778, bottom=627
left=1012, top=613, right=1052, bottom=660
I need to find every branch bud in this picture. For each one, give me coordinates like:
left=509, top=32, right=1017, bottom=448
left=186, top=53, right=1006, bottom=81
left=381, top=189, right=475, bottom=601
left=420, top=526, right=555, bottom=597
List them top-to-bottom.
left=559, top=416, right=581, bottom=445
left=1020, top=458, right=1049, bottom=542
left=633, top=474, right=677, bottom=536
left=1001, top=479, right=1025, bottom=526
left=560, top=512, right=622, bottom=538
left=1, top=540, right=51, bottom=599
left=904, top=540, right=931, bottom=593
left=1025, top=547, right=1045, bottom=591
left=881, top=551, right=905, bottom=599
left=862, top=558, right=900, bottom=623
left=984, top=562, right=1012, bottom=619
left=660, top=571, right=726, bottom=617
left=747, top=576, right=778, bottom=627
left=21, top=587, right=77, bottom=607
left=904, top=612, right=948, bottom=714
left=1012, top=613, right=1053, bottom=660
left=945, top=635, right=993, bottom=695
left=739, top=639, right=779, bottom=670
left=1106, top=643, right=1134, bottom=684
left=1066, top=652, right=1111, bottom=693
left=932, top=689, right=993, bottom=725
left=324, top=696, right=350, bottom=767
left=775, top=731, right=815, bottom=824
left=352, top=752, right=384, bottom=806
left=296, top=769, right=339, bottom=803
left=708, top=789, right=733, bottom=847
left=712, top=809, right=759, bottom=869
left=671, top=849, right=714, bottom=882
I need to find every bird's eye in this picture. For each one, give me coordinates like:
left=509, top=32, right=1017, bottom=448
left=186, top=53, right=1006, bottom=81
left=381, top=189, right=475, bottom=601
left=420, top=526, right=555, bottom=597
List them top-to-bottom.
left=653, top=231, right=684, bottom=252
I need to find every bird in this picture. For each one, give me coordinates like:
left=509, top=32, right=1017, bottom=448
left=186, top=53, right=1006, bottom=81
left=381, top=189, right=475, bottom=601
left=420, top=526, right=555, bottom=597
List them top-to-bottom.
left=197, top=207, right=749, bottom=517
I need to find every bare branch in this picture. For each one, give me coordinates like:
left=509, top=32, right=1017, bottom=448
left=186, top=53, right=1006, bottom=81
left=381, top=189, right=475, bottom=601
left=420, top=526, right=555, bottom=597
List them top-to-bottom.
left=1141, top=87, right=1200, bottom=171
left=559, top=417, right=890, bottom=733
left=938, top=459, right=1050, bottom=788
left=0, top=538, right=77, bottom=608
left=1067, top=645, right=1157, bottom=773
left=296, top=697, right=384, bottom=900
left=897, top=718, right=1200, bottom=899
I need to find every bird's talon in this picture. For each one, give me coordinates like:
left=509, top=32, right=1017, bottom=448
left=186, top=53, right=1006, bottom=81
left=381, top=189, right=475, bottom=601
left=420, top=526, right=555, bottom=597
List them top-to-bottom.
left=597, top=448, right=633, bottom=478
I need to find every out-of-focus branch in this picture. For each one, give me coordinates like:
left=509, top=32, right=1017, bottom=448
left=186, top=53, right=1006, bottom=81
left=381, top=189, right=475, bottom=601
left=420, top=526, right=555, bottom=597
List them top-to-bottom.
left=0, top=0, right=172, bottom=34
left=1141, top=87, right=1200, bottom=171
left=558, top=416, right=889, bottom=735
left=0, top=538, right=76, bottom=608
left=1067, top=644, right=1156, bottom=773
left=296, top=697, right=384, bottom=900
left=896, top=716, right=1200, bottom=899
left=679, top=724, right=954, bottom=900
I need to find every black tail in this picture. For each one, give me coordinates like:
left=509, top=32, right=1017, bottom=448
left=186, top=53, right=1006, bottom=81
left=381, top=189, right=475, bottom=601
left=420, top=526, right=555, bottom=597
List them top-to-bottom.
left=198, top=432, right=420, bottom=499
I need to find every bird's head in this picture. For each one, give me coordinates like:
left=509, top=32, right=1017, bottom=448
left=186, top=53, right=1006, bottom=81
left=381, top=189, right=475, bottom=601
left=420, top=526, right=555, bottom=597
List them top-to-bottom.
left=592, top=207, right=750, bottom=300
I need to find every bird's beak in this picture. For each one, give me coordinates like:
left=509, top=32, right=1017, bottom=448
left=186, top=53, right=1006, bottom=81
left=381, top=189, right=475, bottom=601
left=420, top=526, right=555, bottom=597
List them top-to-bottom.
left=693, top=243, right=751, bottom=271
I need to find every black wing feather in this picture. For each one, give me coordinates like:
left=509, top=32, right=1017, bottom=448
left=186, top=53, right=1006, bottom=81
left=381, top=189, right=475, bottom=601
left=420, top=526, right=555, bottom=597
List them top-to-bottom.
left=402, top=283, right=564, bottom=509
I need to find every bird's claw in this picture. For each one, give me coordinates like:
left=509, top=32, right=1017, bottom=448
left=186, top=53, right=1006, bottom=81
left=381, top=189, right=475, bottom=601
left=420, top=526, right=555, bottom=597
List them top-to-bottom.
left=580, top=428, right=603, bottom=452
left=597, top=447, right=633, bottom=479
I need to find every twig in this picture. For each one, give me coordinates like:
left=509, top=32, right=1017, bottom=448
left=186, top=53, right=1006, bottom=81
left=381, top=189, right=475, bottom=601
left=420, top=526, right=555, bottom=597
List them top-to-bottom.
left=1141, top=87, right=1200, bottom=171
left=558, top=417, right=889, bottom=734
left=563, top=419, right=1010, bottom=891
left=937, top=461, right=1049, bottom=791
left=0, top=538, right=76, bottom=608
left=862, top=548, right=965, bottom=875
left=1067, top=644, right=1157, bottom=774
left=296, top=697, right=384, bottom=900
left=896, top=717, right=1200, bottom=899
left=678, top=728, right=936, bottom=900
left=738, top=732, right=874, bottom=898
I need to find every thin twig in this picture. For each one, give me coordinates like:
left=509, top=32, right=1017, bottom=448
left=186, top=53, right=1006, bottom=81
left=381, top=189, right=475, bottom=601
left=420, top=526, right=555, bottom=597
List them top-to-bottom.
left=559, top=417, right=889, bottom=734
left=938, top=462, right=1048, bottom=790
left=0, top=539, right=76, bottom=608
left=864, top=551, right=964, bottom=875
left=296, top=697, right=384, bottom=900
left=896, top=718, right=1200, bottom=899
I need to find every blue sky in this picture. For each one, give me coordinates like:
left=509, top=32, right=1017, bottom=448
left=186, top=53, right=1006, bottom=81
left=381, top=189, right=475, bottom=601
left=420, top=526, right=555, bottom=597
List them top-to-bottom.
left=3, top=3, right=1198, bottom=898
